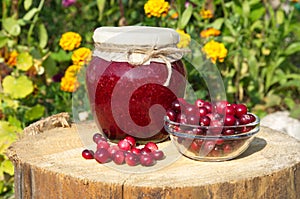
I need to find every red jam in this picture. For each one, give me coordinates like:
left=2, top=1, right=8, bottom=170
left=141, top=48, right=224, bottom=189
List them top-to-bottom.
left=86, top=56, right=186, bottom=142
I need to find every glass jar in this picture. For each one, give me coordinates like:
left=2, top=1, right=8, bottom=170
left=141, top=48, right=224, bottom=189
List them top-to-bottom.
left=86, top=26, right=187, bottom=143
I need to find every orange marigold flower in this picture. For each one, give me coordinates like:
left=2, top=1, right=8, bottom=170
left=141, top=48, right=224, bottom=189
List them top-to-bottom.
left=144, top=0, right=170, bottom=18
left=200, top=9, right=213, bottom=19
left=171, top=12, right=179, bottom=19
left=200, top=28, right=221, bottom=38
left=176, top=29, right=191, bottom=48
left=59, top=32, right=82, bottom=51
left=202, top=40, right=228, bottom=64
left=72, top=47, right=92, bottom=66
left=6, top=50, right=18, bottom=67
left=60, top=64, right=81, bottom=92
left=64, top=64, right=81, bottom=77
left=60, top=76, right=80, bottom=92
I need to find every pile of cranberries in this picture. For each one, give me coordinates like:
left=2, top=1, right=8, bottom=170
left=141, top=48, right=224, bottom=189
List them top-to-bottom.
left=165, top=98, right=258, bottom=157
left=166, top=98, right=256, bottom=132
left=81, top=133, right=165, bottom=166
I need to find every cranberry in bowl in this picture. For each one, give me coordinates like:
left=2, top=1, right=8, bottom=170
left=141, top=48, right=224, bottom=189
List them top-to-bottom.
left=164, top=99, right=260, bottom=161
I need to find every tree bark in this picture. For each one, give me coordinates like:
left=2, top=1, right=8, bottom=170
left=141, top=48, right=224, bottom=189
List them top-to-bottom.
left=7, top=119, right=300, bottom=199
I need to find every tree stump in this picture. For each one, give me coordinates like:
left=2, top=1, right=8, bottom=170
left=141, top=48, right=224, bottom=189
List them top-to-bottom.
left=7, top=116, right=300, bottom=199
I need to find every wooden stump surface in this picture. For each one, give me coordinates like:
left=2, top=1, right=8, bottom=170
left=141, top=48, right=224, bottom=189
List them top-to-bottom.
left=7, top=120, right=300, bottom=199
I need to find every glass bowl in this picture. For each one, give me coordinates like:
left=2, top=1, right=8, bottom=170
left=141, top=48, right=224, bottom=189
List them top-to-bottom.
left=164, top=113, right=260, bottom=161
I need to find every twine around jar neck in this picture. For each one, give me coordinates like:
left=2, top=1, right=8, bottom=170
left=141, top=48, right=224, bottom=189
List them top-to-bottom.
left=94, top=42, right=190, bottom=86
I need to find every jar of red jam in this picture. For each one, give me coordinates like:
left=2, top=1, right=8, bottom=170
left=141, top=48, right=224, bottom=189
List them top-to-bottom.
left=86, top=26, right=187, bottom=143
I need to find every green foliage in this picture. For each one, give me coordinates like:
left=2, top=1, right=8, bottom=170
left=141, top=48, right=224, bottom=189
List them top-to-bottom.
left=0, top=0, right=75, bottom=196
left=211, top=0, right=300, bottom=115
left=178, top=5, right=193, bottom=29
left=2, top=17, right=21, bottom=37
left=16, top=52, right=33, bottom=71
left=2, top=75, right=34, bottom=99
left=0, top=121, right=21, bottom=197
left=0, top=122, right=20, bottom=155
left=0, top=154, right=14, bottom=198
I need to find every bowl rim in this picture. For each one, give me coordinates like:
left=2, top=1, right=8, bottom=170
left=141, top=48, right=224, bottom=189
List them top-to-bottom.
left=164, top=113, right=260, bottom=139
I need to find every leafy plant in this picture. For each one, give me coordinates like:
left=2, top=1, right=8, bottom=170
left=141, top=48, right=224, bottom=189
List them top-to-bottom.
left=214, top=0, right=300, bottom=117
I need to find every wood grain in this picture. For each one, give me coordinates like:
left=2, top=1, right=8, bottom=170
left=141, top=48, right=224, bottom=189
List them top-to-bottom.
left=7, top=121, right=300, bottom=199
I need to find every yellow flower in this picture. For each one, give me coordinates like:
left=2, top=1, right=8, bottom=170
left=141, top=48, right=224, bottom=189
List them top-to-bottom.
left=144, top=0, right=170, bottom=18
left=200, top=9, right=213, bottom=19
left=171, top=12, right=179, bottom=19
left=200, top=28, right=221, bottom=38
left=176, top=29, right=191, bottom=48
left=59, top=32, right=82, bottom=51
left=202, top=40, right=228, bottom=64
left=72, top=47, right=92, bottom=66
left=262, top=47, right=271, bottom=56
left=6, top=50, right=18, bottom=67
left=60, top=64, right=81, bottom=92
left=64, top=64, right=81, bottom=77
left=60, top=76, right=79, bottom=92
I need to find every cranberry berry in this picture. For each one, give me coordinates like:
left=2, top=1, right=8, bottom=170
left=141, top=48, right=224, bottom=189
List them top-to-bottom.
left=195, top=99, right=205, bottom=108
left=171, top=100, right=182, bottom=113
left=215, top=100, right=228, bottom=115
left=203, top=102, right=212, bottom=113
left=184, top=104, right=198, bottom=116
left=225, top=104, right=236, bottom=115
left=235, top=104, right=248, bottom=118
left=198, top=107, right=208, bottom=117
left=166, top=109, right=177, bottom=121
left=239, top=113, right=256, bottom=125
left=176, top=114, right=187, bottom=124
left=187, top=115, right=199, bottom=125
left=224, top=115, right=236, bottom=126
left=200, top=116, right=211, bottom=126
left=209, top=120, right=223, bottom=134
left=222, top=128, right=235, bottom=135
left=93, top=133, right=107, bottom=144
left=93, top=133, right=102, bottom=143
left=124, top=136, right=136, bottom=147
left=118, top=139, right=131, bottom=151
left=215, top=139, right=224, bottom=145
left=189, top=140, right=201, bottom=152
left=97, top=141, right=110, bottom=150
left=203, top=141, right=215, bottom=152
left=145, top=142, right=158, bottom=152
left=223, top=144, right=232, bottom=154
left=107, top=145, right=120, bottom=156
left=131, top=147, right=142, bottom=155
left=141, top=147, right=152, bottom=154
left=94, top=148, right=111, bottom=163
left=82, top=149, right=94, bottom=159
left=112, top=150, right=125, bottom=165
left=151, top=150, right=165, bottom=160
left=125, top=152, right=140, bottom=166
left=140, top=154, right=156, bottom=166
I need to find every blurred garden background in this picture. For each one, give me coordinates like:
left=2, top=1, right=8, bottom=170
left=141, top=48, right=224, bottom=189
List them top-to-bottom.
left=1, top=0, right=300, bottom=197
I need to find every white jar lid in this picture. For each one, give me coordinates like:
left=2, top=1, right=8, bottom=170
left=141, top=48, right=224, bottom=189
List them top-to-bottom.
left=93, top=26, right=180, bottom=47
